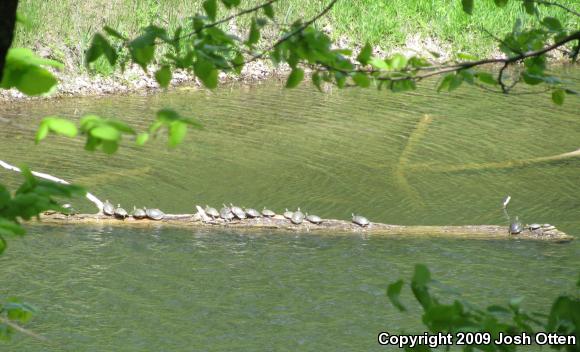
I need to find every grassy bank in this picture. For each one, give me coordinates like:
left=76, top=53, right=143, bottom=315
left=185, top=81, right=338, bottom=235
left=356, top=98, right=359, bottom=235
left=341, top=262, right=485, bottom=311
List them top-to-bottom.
left=14, top=0, right=580, bottom=74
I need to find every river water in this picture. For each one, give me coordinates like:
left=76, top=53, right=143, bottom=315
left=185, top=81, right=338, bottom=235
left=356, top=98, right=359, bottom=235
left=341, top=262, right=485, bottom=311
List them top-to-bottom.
left=1, top=71, right=579, bottom=351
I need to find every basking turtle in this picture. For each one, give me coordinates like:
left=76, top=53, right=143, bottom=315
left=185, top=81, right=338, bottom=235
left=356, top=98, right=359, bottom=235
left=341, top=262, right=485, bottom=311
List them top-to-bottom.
left=103, top=200, right=115, bottom=216
left=62, top=203, right=77, bottom=215
left=114, top=204, right=129, bottom=219
left=230, top=204, right=247, bottom=219
left=204, top=205, right=220, bottom=220
left=220, top=205, right=235, bottom=221
left=132, top=206, right=146, bottom=219
left=145, top=207, right=165, bottom=221
left=262, top=207, right=276, bottom=217
left=245, top=208, right=261, bottom=218
left=291, top=208, right=304, bottom=225
left=283, top=209, right=294, bottom=219
left=305, top=213, right=322, bottom=224
left=352, top=214, right=370, bottom=227
left=509, top=216, right=523, bottom=234
left=528, top=223, right=541, bottom=230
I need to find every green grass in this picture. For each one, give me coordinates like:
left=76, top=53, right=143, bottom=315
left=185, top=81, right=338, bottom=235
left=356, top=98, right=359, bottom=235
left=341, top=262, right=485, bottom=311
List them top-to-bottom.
left=14, top=0, right=579, bottom=74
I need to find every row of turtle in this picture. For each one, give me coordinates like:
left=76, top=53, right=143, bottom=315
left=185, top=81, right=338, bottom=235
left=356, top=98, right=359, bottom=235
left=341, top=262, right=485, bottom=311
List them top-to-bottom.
left=102, top=200, right=165, bottom=220
left=101, top=201, right=370, bottom=227
left=204, top=204, right=370, bottom=227
left=508, top=216, right=555, bottom=235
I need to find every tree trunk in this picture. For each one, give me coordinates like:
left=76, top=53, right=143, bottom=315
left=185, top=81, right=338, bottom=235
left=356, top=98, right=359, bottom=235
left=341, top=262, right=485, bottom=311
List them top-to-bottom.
left=0, top=0, right=19, bottom=82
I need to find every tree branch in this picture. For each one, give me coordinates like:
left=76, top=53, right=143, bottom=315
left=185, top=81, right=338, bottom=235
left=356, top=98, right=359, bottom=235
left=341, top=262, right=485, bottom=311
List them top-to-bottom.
left=0, top=0, right=19, bottom=82
left=178, top=0, right=279, bottom=41
left=242, top=0, right=339, bottom=65
left=527, top=0, right=580, bottom=17
left=372, top=30, right=580, bottom=82
left=0, top=159, right=104, bottom=213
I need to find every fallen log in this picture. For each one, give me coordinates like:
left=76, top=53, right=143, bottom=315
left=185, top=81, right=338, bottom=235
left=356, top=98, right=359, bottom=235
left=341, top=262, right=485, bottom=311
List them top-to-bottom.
left=36, top=212, right=574, bottom=242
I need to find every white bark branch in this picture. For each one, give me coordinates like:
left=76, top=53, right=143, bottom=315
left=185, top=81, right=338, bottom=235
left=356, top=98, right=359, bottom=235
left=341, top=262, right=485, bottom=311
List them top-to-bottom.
left=0, top=159, right=104, bottom=213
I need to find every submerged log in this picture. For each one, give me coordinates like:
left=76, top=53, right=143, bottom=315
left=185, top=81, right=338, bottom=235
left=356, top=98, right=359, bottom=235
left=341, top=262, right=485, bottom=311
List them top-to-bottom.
left=36, top=212, right=574, bottom=242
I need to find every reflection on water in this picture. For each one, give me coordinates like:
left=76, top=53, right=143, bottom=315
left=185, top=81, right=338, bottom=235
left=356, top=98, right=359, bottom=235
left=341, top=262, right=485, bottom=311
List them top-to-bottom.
left=0, top=70, right=579, bottom=351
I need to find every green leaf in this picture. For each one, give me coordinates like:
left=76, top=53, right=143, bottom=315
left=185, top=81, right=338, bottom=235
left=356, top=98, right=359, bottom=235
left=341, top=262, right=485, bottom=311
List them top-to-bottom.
left=203, top=0, right=217, bottom=21
left=220, top=0, right=240, bottom=8
left=462, top=0, right=474, bottom=15
left=493, top=0, right=508, bottom=7
left=522, top=0, right=536, bottom=15
left=263, top=3, right=275, bottom=19
left=542, top=17, right=562, bottom=31
left=247, top=18, right=261, bottom=46
left=86, top=33, right=117, bottom=66
left=129, top=41, right=155, bottom=70
left=357, top=42, right=372, bottom=65
left=232, top=52, right=244, bottom=75
left=388, top=54, right=407, bottom=71
left=370, top=58, right=388, bottom=70
left=194, top=59, right=218, bottom=89
left=155, top=65, right=172, bottom=88
left=16, top=66, right=57, bottom=96
left=286, top=68, right=304, bottom=88
left=312, top=71, right=322, bottom=92
left=476, top=72, right=497, bottom=85
left=352, top=73, right=371, bottom=88
left=449, top=74, right=463, bottom=91
left=438, top=75, right=453, bottom=92
left=390, top=79, right=416, bottom=92
left=552, top=89, right=565, bottom=105
left=46, top=117, right=78, bottom=137
left=169, top=121, right=187, bottom=147
left=35, top=122, right=49, bottom=144
left=90, top=125, right=121, bottom=141
left=136, top=133, right=149, bottom=146
left=101, top=140, right=119, bottom=154
left=0, top=219, right=25, bottom=237
left=0, top=236, right=5, bottom=255
left=412, top=264, right=431, bottom=286
left=387, top=280, right=407, bottom=312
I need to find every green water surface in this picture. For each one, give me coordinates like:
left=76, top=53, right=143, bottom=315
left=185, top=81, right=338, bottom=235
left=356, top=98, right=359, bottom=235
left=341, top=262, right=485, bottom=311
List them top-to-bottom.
left=0, top=72, right=579, bottom=351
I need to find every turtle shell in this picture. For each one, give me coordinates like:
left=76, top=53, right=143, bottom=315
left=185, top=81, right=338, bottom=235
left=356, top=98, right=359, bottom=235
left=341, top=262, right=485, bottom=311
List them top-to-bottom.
left=146, top=208, right=165, bottom=220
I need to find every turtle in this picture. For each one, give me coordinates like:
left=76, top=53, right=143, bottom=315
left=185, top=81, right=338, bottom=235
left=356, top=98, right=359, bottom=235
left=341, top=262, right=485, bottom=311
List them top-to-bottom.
left=103, top=200, right=115, bottom=216
left=62, top=203, right=77, bottom=215
left=114, top=204, right=129, bottom=219
left=230, top=204, right=247, bottom=219
left=204, top=205, right=220, bottom=219
left=220, top=205, right=235, bottom=221
left=132, top=206, right=146, bottom=219
left=145, top=207, right=165, bottom=221
left=262, top=207, right=276, bottom=217
left=245, top=208, right=261, bottom=218
left=283, top=208, right=294, bottom=219
left=291, top=208, right=304, bottom=225
left=305, top=213, right=322, bottom=224
left=352, top=214, right=370, bottom=227
left=509, top=216, right=523, bottom=234
left=528, top=223, right=541, bottom=231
